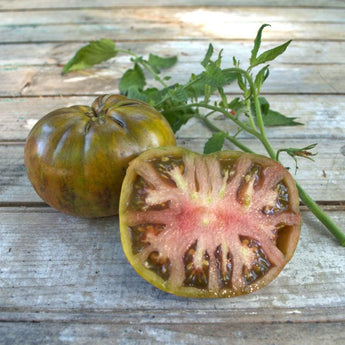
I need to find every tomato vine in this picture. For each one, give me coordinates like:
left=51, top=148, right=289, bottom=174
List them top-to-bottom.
left=62, top=24, right=345, bottom=246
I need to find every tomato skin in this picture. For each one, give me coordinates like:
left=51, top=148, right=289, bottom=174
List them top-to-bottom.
left=24, top=95, right=176, bottom=218
left=119, top=146, right=301, bottom=298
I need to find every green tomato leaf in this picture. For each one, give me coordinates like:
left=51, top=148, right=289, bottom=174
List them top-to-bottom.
left=250, top=24, right=271, bottom=66
left=62, top=39, right=117, bottom=74
left=252, top=40, right=292, bottom=67
left=201, top=44, right=214, bottom=67
left=192, top=49, right=236, bottom=92
left=215, top=49, right=223, bottom=67
left=148, top=54, right=178, bottom=73
left=204, top=62, right=226, bottom=87
left=119, top=63, right=146, bottom=94
left=186, top=63, right=236, bottom=99
left=254, top=65, right=270, bottom=93
left=223, top=69, right=238, bottom=85
left=185, top=73, right=206, bottom=98
left=237, top=73, right=247, bottom=93
left=203, top=84, right=213, bottom=103
left=167, top=85, right=189, bottom=103
left=125, top=86, right=148, bottom=102
left=141, top=87, right=168, bottom=106
left=218, top=87, right=229, bottom=109
left=257, top=96, right=270, bottom=115
left=228, top=97, right=242, bottom=108
left=252, top=97, right=302, bottom=126
left=162, top=109, right=194, bottom=133
left=262, top=109, right=303, bottom=127
left=203, top=132, right=225, bottom=154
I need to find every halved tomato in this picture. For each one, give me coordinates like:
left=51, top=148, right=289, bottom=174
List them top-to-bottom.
left=119, top=146, right=301, bottom=297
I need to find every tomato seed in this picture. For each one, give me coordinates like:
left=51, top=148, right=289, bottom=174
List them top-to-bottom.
left=150, top=156, right=185, bottom=187
left=262, top=182, right=289, bottom=214
left=129, top=223, right=165, bottom=254
left=241, top=237, right=271, bottom=285
left=183, top=242, right=210, bottom=289
left=215, top=245, right=233, bottom=288
left=144, top=251, right=171, bottom=281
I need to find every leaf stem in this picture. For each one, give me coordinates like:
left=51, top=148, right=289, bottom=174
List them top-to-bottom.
left=115, top=48, right=169, bottom=88
left=141, top=60, right=170, bottom=88
left=238, top=69, right=277, bottom=160
left=241, top=69, right=345, bottom=246
left=183, top=102, right=260, bottom=138
left=193, top=113, right=254, bottom=154
left=296, top=182, right=345, bottom=246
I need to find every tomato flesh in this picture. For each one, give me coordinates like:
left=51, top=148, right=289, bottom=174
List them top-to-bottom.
left=119, top=147, right=301, bottom=297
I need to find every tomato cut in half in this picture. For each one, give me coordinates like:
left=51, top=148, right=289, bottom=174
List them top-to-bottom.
left=119, top=147, right=301, bottom=298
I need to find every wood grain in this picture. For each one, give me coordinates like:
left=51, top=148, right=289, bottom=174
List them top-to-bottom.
left=0, top=0, right=344, bottom=9
left=0, top=1, right=344, bottom=343
left=0, top=7, right=345, bottom=43
left=2, top=7, right=345, bottom=26
left=1, top=41, right=345, bottom=67
left=1, top=63, right=344, bottom=97
left=1, top=95, right=344, bottom=141
left=0, top=208, right=344, bottom=314
left=1, top=321, right=344, bottom=345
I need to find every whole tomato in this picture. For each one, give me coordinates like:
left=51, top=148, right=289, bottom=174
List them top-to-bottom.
left=24, top=95, right=176, bottom=218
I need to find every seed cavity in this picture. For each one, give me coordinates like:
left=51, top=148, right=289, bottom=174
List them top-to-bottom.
left=150, top=156, right=184, bottom=187
left=219, top=158, right=236, bottom=182
left=237, top=164, right=262, bottom=208
left=130, top=173, right=172, bottom=211
left=130, top=175, right=153, bottom=211
left=262, top=182, right=289, bottom=215
left=129, top=223, right=166, bottom=255
left=275, top=225, right=294, bottom=256
left=240, top=237, right=271, bottom=285
left=183, top=241, right=210, bottom=289
left=215, top=245, right=233, bottom=288
left=144, top=251, right=171, bottom=281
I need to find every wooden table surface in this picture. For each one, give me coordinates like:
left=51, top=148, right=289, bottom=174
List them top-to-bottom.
left=1, top=1, right=345, bottom=344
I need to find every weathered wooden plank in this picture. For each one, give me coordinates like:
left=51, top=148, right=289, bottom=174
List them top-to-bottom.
left=0, top=0, right=344, bottom=10
left=0, top=0, right=343, bottom=342
left=1, top=7, right=345, bottom=43
left=1, top=7, right=344, bottom=26
left=1, top=22, right=344, bottom=44
left=1, top=40, right=345, bottom=67
left=1, top=63, right=345, bottom=98
left=1, top=95, right=344, bottom=141
left=0, top=96, right=97, bottom=141
left=1, top=138, right=344, bottom=203
left=0, top=207, right=344, bottom=320
left=1, top=305, right=345, bottom=324
left=2, top=305, right=345, bottom=324
left=0, top=320, right=344, bottom=345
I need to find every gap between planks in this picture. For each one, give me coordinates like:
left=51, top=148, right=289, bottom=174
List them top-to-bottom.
left=0, top=2, right=344, bottom=12
left=1, top=306, right=345, bottom=324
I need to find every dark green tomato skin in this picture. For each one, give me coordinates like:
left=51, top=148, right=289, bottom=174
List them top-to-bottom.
left=24, top=95, right=176, bottom=218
